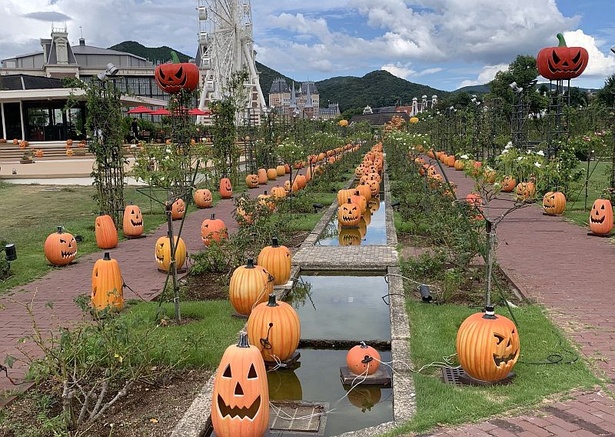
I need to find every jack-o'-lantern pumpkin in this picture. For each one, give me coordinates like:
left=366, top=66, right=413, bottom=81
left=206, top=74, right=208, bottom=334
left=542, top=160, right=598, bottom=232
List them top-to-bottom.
left=537, top=33, right=589, bottom=80
left=154, top=51, right=200, bottom=93
left=65, top=148, right=74, bottom=157
left=245, top=174, right=259, bottom=189
left=294, top=174, right=307, bottom=190
left=501, top=176, right=516, bottom=193
left=219, top=177, right=233, bottom=199
left=366, top=179, right=380, bottom=197
left=283, top=180, right=291, bottom=194
left=515, top=182, right=535, bottom=202
left=356, top=183, right=372, bottom=202
left=270, top=185, right=286, bottom=200
left=193, top=188, right=213, bottom=208
left=337, top=189, right=355, bottom=207
left=350, top=190, right=367, bottom=214
left=257, top=191, right=275, bottom=212
left=542, top=191, right=566, bottom=216
left=169, top=198, right=185, bottom=220
left=589, top=198, right=613, bottom=236
left=338, top=199, right=361, bottom=228
left=122, top=204, right=144, bottom=238
left=201, top=213, right=228, bottom=246
left=95, top=214, right=119, bottom=249
left=44, top=226, right=78, bottom=266
left=338, top=227, right=362, bottom=246
left=154, top=235, right=186, bottom=272
left=257, top=238, right=291, bottom=285
left=91, top=252, right=124, bottom=312
left=228, top=259, right=273, bottom=316
left=247, top=294, right=301, bottom=363
left=456, top=306, right=520, bottom=382
left=211, top=332, right=270, bottom=437
left=346, top=342, right=381, bottom=376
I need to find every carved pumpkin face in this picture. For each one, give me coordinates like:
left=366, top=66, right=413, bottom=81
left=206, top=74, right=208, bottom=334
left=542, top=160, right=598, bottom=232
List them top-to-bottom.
left=537, top=33, right=588, bottom=80
left=154, top=62, right=200, bottom=93
left=245, top=174, right=259, bottom=188
left=501, top=176, right=516, bottom=192
left=219, top=178, right=233, bottom=199
left=366, top=179, right=380, bottom=197
left=193, top=189, right=213, bottom=208
left=542, top=191, right=566, bottom=216
left=171, top=198, right=185, bottom=220
left=589, top=199, right=613, bottom=236
left=338, top=200, right=361, bottom=227
left=123, top=204, right=144, bottom=237
left=201, top=214, right=228, bottom=246
left=44, top=226, right=78, bottom=266
left=155, top=236, right=186, bottom=272
left=456, top=310, right=520, bottom=382
left=212, top=332, right=269, bottom=437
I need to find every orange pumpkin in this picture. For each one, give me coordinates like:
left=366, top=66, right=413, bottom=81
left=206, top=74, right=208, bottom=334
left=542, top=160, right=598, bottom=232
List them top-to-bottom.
left=537, top=33, right=588, bottom=80
left=154, top=55, right=200, bottom=93
left=276, top=165, right=286, bottom=177
left=266, top=168, right=277, bottom=180
left=257, top=169, right=268, bottom=185
left=245, top=174, right=259, bottom=189
left=501, top=176, right=516, bottom=193
left=219, top=178, right=233, bottom=199
left=270, top=185, right=287, bottom=199
left=193, top=188, right=213, bottom=208
left=542, top=191, right=566, bottom=216
left=170, top=198, right=186, bottom=220
left=589, top=198, right=613, bottom=236
left=338, top=199, right=361, bottom=228
left=122, top=204, right=144, bottom=238
left=95, top=214, right=119, bottom=249
left=201, top=214, right=228, bottom=246
left=44, top=226, right=78, bottom=266
left=154, top=235, right=186, bottom=272
left=257, top=238, right=291, bottom=285
left=91, top=252, right=124, bottom=312
left=228, top=259, right=273, bottom=316
left=247, top=294, right=301, bottom=362
left=456, top=307, right=520, bottom=382
left=211, top=332, right=270, bottom=437
left=346, top=342, right=381, bottom=376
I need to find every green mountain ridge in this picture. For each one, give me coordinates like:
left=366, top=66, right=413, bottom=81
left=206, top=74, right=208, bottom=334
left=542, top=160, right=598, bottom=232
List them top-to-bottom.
left=109, top=41, right=450, bottom=111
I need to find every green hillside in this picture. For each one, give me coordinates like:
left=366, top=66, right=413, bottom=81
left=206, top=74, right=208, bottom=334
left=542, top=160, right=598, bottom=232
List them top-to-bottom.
left=109, top=41, right=192, bottom=64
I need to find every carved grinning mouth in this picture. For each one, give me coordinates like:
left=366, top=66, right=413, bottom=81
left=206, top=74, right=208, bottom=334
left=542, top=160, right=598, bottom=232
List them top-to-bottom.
left=591, top=215, right=606, bottom=224
left=131, top=219, right=143, bottom=227
left=62, top=250, right=76, bottom=259
left=493, top=352, right=518, bottom=367
left=217, top=395, right=261, bottom=419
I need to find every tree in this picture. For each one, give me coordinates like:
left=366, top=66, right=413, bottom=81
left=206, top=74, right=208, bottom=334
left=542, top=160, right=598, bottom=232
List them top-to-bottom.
left=595, top=74, right=615, bottom=108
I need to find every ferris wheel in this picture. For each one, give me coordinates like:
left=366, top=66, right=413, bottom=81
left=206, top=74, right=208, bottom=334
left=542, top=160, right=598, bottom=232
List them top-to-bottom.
left=196, top=0, right=266, bottom=124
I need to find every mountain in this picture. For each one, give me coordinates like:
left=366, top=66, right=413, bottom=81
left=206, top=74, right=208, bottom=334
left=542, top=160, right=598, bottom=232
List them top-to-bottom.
left=110, top=41, right=450, bottom=111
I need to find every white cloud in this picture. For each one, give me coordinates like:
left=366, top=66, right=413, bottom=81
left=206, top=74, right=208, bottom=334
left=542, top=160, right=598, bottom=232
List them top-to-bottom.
left=560, top=30, right=615, bottom=80
left=458, top=63, right=508, bottom=88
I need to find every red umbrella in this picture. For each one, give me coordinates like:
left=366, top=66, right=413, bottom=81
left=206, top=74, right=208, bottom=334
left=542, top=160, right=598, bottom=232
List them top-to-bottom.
left=127, top=105, right=153, bottom=114
left=149, top=108, right=171, bottom=116
left=188, top=108, right=211, bottom=116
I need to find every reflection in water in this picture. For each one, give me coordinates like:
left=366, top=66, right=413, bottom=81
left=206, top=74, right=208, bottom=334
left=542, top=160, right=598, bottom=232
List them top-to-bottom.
left=317, top=197, right=386, bottom=246
left=268, top=367, right=303, bottom=401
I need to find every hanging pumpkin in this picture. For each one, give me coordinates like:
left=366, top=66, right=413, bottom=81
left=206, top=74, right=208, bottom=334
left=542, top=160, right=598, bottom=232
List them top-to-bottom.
left=537, top=33, right=589, bottom=80
left=154, top=51, right=200, bottom=93
left=245, top=174, right=259, bottom=189
left=219, top=177, right=233, bottom=199
left=193, top=188, right=213, bottom=208
left=542, top=191, right=566, bottom=216
left=170, top=198, right=186, bottom=220
left=589, top=198, right=613, bottom=236
left=338, top=199, right=361, bottom=228
left=122, top=204, right=144, bottom=238
left=201, top=213, right=228, bottom=246
left=93, top=214, right=118, bottom=249
left=44, top=226, right=78, bottom=266
left=154, top=235, right=187, bottom=272
left=257, top=238, right=291, bottom=285
left=91, top=252, right=124, bottom=312
left=229, top=259, right=273, bottom=316
left=247, top=294, right=301, bottom=362
left=456, top=306, right=520, bottom=382
left=211, top=332, right=270, bottom=437
left=346, top=342, right=381, bottom=376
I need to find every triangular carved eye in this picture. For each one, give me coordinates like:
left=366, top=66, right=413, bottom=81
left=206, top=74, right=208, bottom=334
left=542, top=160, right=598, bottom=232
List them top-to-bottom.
left=174, top=66, right=184, bottom=79
left=494, top=334, right=505, bottom=345
left=222, top=364, right=232, bottom=378
left=247, top=364, right=257, bottom=379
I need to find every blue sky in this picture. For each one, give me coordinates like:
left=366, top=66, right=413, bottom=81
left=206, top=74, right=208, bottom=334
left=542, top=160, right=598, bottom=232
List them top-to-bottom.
left=1, top=0, right=614, bottom=92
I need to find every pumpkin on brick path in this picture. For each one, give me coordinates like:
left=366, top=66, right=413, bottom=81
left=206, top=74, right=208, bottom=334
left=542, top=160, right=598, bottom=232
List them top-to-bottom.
left=537, top=33, right=589, bottom=81
left=154, top=51, right=200, bottom=93
left=276, top=165, right=286, bottom=177
left=257, top=168, right=268, bottom=185
left=266, top=168, right=277, bottom=180
left=245, top=173, right=259, bottom=188
left=501, top=176, right=517, bottom=193
left=219, top=177, right=233, bottom=199
left=193, top=188, right=213, bottom=208
left=542, top=191, right=566, bottom=216
left=170, top=198, right=186, bottom=220
left=589, top=198, right=613, bottom=236
left=122, top=204, right=144, bottom=237
left=201, top=213, right=228, bottom=246
left=95, top=214, right=119, bottom=249
left=44, top=226, right=78, bottom=266
left=155, top=235, right=186, bottom=272
left=257, top=238, right=291, bottom=285
left=91, top=252, right=124, bottom=312
left=228, top=259, right=274, bottom=316
left=247, top=294, right=301, bottom=363
left=456, top=306, right=520, bottom=382
left=211, top=331, right=270, bottom=437
left=346, top=342, right=381, bottom=376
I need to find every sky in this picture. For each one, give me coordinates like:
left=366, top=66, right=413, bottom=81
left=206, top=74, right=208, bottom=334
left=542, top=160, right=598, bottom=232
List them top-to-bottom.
left=1, top=0, right=615, bottom=92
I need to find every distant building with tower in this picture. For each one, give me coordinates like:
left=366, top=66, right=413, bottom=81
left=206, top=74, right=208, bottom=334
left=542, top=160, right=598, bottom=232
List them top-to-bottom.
left=267, top=77, right=340, bottom=120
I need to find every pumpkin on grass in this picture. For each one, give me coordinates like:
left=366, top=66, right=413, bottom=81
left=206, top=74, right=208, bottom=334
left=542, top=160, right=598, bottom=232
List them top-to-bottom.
left=44, top=226, right=78, bottom=266
left=91, top=252, right=124, bottom=312
left=211, top=331, right=269, bottom=437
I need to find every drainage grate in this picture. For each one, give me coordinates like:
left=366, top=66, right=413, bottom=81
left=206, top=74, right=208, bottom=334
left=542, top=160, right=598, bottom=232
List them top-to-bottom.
left=441, top=366, right=516, bottom=386
left=441, top=366, right=465, bottom=386
left=270, top=401, right=328, bottom=434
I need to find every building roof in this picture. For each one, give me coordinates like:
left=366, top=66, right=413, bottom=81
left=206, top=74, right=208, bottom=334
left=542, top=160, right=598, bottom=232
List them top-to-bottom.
left=0, top=74, right=65, bottom=91
left=269, top=78, right=290, bottom=94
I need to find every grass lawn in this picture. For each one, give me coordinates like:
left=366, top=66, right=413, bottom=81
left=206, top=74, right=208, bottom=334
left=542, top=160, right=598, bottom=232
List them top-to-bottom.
left=562, top=160, right=612, bottom=227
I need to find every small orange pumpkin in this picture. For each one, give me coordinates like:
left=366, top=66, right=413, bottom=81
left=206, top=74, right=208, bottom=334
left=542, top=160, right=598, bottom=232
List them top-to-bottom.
left=245, top=174, right=259, bottom=189
left=219, top=177, right=233, bottom=199
left=193, top=188, right=213, bottom=208
left=542, top=191, right=566, bottom=216
left=170, top=198, right=186, bottom=220
left=589, top=198, right=613, bottom=236
left=338, top=199, right=361, bottom=228
left=122, top=204, right=144, bottom=237
left=201, top=213, right=228, bottom=246
left=44, top=226, right=78, bottom=266
left=257, top=238, right=291, bottom=285
left=228, top=259, right=273, bottom=316
left=346, top=342, right=381, bottom=376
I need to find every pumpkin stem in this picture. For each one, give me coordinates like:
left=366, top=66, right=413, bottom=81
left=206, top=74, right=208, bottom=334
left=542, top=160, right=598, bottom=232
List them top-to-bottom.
left=556, top=33, right=567, bottom=47
left=170, top=50, right=180, bottom=64
left=210, top=213, right=215, bottom=220
left=56, top=226, right=63, bottom=233
left=271, top=237, right=279, bottom=247
left=103, top=252, right=111, bottom=261
left=246, top=258, right=255, bottom=268
left=266, top=294, right=278, bottom=307
left=482, top=305, right=497, bottom=319
left=237, top=331, right=250, bottom=348
left=359, top=341, right=367, bottom=348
